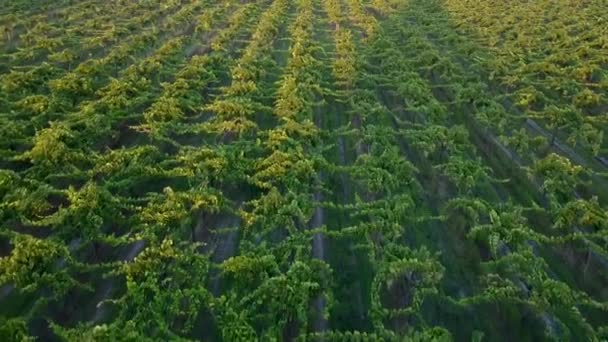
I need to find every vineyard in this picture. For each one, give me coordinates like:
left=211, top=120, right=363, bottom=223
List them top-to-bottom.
left=1, top=0, right=607, bottom=340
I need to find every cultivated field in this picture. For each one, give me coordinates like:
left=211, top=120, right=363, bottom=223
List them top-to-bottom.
left=1, top=0, right=607, bottom=340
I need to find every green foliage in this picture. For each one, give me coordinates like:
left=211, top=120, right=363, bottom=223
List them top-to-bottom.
left=0, top=0, right=607, bottom=340
left=21, top=122, right=73, bottom=166
left=0, top=233, right=78, bottom=295
left=0, top=317, right=35, bottom=342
